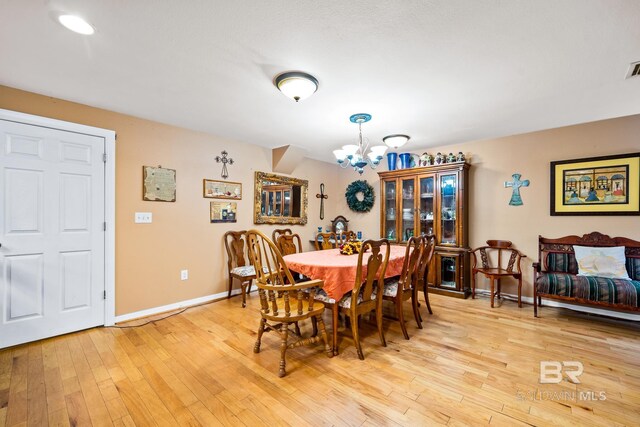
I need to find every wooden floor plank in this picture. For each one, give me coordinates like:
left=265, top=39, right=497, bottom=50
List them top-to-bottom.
left=0, top=294, right=639, bottom=426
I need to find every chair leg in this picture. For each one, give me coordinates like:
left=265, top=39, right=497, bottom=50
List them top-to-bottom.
left=471, top=271, right=476, bottom=299
left=227, top=275, right=234, bottom=298
left=518, top=277, right=523, bottom=308
left=247, top=278, right=253, bottom=295
left=490, top=279, right=495, bottom=308
left=241, top=281, right=248, bottom=308
left=424, top=284, right=433, bottom=315
left=411, top=290, right=422, bottom=329
left=534, top=290, right=538, bottom=317
left=397, top=297, right=409, bottom=340
left=332, top=305, right=339, bottom=356
left=376, top=305, right=386, bottom=348
left=351, top=314, right=364, bottom=360
left=315, top=316, right=333, bottom=358
left=311, top=317, right=318, bottom=337
left=254, top=318, right=266, bottom=353
left=294, top=321, right=301, bottom=336
left=278, top=323, right=289, bottom=378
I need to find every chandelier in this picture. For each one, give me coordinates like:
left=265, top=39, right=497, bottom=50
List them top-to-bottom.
left=333, top=114, right=388, bottom=175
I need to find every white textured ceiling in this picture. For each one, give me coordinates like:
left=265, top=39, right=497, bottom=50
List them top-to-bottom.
left=1, top=1, right=639, bottom=162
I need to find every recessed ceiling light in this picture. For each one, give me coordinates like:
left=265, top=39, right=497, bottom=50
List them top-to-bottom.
left=58, top=14, right=95, bottom=35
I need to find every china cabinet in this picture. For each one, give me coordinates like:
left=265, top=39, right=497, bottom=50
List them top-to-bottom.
left=378, top=162, right=470, bottom=298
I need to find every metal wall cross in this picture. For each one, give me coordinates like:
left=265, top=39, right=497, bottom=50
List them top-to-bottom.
left=215, top=151, right=234, bottom=179
left=504, top=173, right=530, bottom=206
left=316, top=183, right=328, bottom=220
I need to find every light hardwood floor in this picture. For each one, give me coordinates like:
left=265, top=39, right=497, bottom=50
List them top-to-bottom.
left=1, top=293, right=639, bottom=426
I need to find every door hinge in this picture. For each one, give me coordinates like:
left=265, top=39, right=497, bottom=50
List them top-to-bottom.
left=103, top=153, right=107, bottom=163
left=103, top=222, right=107, bottom=231
left=103, top=291, right=106, bottom=300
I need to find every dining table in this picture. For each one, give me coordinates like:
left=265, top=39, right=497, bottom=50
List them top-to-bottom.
left=282, top=245, right=407, bottom=303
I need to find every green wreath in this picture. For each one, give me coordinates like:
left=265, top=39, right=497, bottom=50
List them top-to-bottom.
left=345, top=180, right=375, bottom=213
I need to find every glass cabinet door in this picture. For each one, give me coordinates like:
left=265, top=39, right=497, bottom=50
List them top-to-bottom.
left=440, top=174, right=457, bottom=244
left=419, top=176, right=435, bottom=236
left=401, top=178, right=415, bottom=241
left=383, top=180, right=397, bottom=241
left=283, top=190, right=291, bottom=216
left=440, top=256, right=458, bottom=288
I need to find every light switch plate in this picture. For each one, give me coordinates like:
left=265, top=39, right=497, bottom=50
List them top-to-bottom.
left=135, top=212, right=153, bottom=223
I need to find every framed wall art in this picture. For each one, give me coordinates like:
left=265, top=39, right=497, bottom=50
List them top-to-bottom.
left=550, top=152, right=639, bottom=215
left=143, top=166, right=176, bottom=202
left=203, top=179, right=242, bottom=199
left=210, top=201, right=237, bottom=223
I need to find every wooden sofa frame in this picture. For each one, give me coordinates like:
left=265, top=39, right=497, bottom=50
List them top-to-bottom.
left=533, top=231, right=640, bottom=317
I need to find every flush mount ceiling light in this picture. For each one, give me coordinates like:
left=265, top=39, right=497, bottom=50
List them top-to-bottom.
left=58, top=14, right=95, bottom=35
left=274, top=71, right=318, bottom=102
left=383, top=134, right=411, bottom=149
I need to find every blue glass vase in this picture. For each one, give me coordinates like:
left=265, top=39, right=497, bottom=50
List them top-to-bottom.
left=386, top=153, right=398, bottom=171
left=399, top=153, right=411, bottom=169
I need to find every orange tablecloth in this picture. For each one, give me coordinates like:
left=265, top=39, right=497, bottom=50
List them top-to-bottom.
left=283, top=246, right=407, bottom=301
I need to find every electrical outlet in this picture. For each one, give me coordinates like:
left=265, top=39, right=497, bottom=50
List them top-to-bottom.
left=135, top=212, right=153, bottom=223
left=180, top=270, right=188, bottom=281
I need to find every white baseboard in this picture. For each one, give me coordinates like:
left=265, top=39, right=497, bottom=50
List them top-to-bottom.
left=114, top=288, right=251, bottom=323
left=472, top=289, right=640, bottom=321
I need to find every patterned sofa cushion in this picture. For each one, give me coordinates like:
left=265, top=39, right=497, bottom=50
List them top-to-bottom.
left=545, top=252, right=578, bottom=274
left=626, top=257, right=640, bottom=281
left=536, top=273, right=640, bottom=307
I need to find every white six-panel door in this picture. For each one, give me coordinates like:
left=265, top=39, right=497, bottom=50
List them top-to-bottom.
left=0, top=119, right=106, bottom=348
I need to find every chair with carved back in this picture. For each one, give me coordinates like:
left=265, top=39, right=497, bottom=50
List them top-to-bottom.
left=272, top=228, right=292, bottom=244
left=246, top=229, right=332, bottom=377
left=224, top=230, right=256, bottom=308
left=336, top=231, right=357, bottom=246
left=315, top=232, right=337, bottom=250
left=276, top=233, right=303, bottom=256
left=416, top=234, right=436, bottom=317
left=382, top=236, right=422, bottom=339
left=338, top=238, right=390, bottom=360
left=470, top=240, right=526, bottom=308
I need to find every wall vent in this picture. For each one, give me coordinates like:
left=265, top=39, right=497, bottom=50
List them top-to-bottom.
left=626, top=61, right=640, bottom=79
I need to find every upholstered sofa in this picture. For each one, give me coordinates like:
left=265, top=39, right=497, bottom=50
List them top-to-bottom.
left=533, top=232, right=640, bottom=317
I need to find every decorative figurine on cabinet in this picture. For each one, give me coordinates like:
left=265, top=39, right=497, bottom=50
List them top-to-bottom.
left=456, top=151, right=465, bottom=162
left=420, top=152, right=433, bottom=166
left=434, top=152, right=444, bottom=165
left=446, top=152, right=456, bottom=163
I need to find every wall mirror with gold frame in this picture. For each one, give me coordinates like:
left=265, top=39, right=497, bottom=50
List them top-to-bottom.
left=254, top=171, right=308, bottom=225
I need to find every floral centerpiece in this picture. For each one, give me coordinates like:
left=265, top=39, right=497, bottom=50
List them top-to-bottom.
left=339, top=240, right=363, bottom=255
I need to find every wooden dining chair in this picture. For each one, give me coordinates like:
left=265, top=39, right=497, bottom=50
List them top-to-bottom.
left=272, top=228, right=292, bottom=243
left=246, top=229, right=332, bottom=377
left=223, top=230, right=256, bottom=308
left=315, top=232, right=337, bottom=250
left=276, top=233, right=303, bottom=256
left=416, top=234, right=436, bottom=318
left=382, top=236, right=422, bottom=339
left=338, top=238, right=390, bottom=360
left=470, top=240, right=526, bottom=308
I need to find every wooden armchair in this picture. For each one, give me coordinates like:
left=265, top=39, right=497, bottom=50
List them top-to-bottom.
left=246, top=229, right=332, bottom=377
left=223, top=230, right=256, bottom=308
left=336, top=231, right=357, bottom=245
left=315, top=232, right=337, bottom=250
left=276, top=233, right=303, bottom=256
left=417, top=234, right=436, bottom=317
left=382, top=236, right=422, bottom=339
left=338, top=239, right=390, bottom=360
left=470, top=240, right=526, bottom=308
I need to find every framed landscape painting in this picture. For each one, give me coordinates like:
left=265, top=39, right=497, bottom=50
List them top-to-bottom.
left=550, top=152, right=640, bottom=215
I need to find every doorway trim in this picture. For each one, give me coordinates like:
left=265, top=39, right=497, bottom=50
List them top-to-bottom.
left=0, top=108, right=117, bottom=326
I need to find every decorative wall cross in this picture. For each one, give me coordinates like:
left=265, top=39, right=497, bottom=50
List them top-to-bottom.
left=215, top=151, right=234, bottom=179
left=504, top=173, right=530, bottom=206
left=316, top=183, right=328, bottom=220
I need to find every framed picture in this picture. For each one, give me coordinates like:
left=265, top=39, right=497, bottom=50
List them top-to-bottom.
left=550, top=152, right=639, bottom=215
left=143, top=166, right=176, bottom=202
left=203, top=179, right=242, bottom=199
left=210, top=201, right=237, bottom=223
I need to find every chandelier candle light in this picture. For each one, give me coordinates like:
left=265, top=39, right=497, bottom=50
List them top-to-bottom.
left=334, top=114, right=388, bottom=175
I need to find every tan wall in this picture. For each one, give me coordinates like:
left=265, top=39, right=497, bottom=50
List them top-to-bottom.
left=0, top=85, right=340, bottom=316
left=336, top=114, right=640, bottom=297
